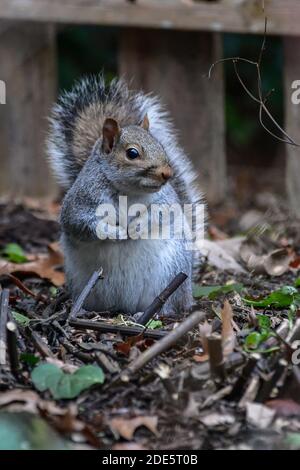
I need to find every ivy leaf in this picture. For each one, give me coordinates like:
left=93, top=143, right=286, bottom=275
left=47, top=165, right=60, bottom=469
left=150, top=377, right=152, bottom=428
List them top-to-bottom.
left=1, top=243, right=27, bottom=263
left=193, top=283, right=244, bottom=299
left=243, top=286, right=300, bottom=308
left=12, top=311, right=31, bottom=327
left=146, top=320, right=163, bottom=329
left=245, top=332, right=262, bottom=350
left=20, top=353, right=40, bottom=367
left=32, top=363, right=105, bottom=399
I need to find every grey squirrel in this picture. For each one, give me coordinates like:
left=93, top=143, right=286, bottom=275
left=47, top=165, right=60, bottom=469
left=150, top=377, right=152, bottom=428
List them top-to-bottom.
left=47, top=75, right=203, bottom=315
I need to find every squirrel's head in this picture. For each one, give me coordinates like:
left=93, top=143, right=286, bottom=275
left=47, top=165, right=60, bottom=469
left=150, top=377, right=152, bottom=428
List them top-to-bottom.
left=99, top=115, right=173, bottom=194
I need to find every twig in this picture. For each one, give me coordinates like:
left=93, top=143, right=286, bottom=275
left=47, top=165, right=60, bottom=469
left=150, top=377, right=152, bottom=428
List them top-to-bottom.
left=208, top=19, right=300, bottom=147
left=69, top=267, right=103, bottom=320
left=138, top=272, right=188, bottom=325
left=5, top=274, right=47, bottom=303
left=0, top=289, right=9, bottom=365
left=120, top=310, right=207, bottom=381
left=69, top=318, right=167, bottom=340
left=6, top=321, right=19, bottom=377
left=26, top=328, right=55, bottom=358
left=207, top=333, right=226, bottom=383
left=59, top=338, right=91, bottom=363
left=95, top=351, right=120, bottom=374
left=228, top=353, right=260, bottom=401
left=255, top=359, right=288, bottom=403
left=238, top=375, right=261, bottom=408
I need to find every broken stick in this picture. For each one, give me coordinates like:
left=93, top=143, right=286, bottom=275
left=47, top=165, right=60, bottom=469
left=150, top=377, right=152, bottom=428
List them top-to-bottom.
left=69, top=267, right=103, bottom=320
left=138, top=272, right=188, bottom=325
left=0, top=289, right=9, bottom=365
left=120, top=310, right=207, bottom=381
left=69, top=319, right=166, bottom=340
left=6, top=321, right=19, bottom=377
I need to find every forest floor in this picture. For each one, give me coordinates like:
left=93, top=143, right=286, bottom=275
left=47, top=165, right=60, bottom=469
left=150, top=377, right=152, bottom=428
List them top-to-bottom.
left=1, top=194, right=300, bottom=450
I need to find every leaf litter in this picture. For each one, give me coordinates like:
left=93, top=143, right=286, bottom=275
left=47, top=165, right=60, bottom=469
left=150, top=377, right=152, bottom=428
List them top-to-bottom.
left=1, top=199, right=300, bottom=449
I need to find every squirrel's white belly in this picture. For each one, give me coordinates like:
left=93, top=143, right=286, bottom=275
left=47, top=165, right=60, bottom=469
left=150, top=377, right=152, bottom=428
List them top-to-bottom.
left=63, top=236, right=192, bottom=314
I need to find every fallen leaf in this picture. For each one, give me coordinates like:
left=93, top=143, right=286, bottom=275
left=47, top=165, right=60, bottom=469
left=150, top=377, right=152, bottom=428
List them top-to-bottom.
left=196, top=238, right=246, bottom=273
left=240, top=238, right=292, bottom=277
left=0, top=243, right=64, bottom=286
left=221, top=300, right=236, bottom=356
left=32, top=363, right=105, bottom=399
left=265, top=399, right=300, bottom=417
left=246, top=402, right=275, bottom=429
left=200, top=412, right=235, bottom=427
left=109, top=416, right=158, bottom=440
left=112, top=442, right=147, bottom=450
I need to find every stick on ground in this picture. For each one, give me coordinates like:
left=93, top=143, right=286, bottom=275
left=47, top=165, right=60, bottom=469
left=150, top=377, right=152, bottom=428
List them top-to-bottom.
left=69, top=267, right=103, bottom=320
left=138, top=272, right=188, bottom=325
left=0, top=289, right=9, bottom=365
left=120, top=310, right=207, bottom=381
left=69, top=319, right=166, bottom=340
left=6, top=321, right=19, bottom=377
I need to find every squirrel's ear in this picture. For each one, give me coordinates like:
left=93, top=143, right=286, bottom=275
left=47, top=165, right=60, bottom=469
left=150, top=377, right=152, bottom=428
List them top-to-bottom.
left=140, top=114, right=149, bottom=131
left=102, top=118, right=120, bottom=153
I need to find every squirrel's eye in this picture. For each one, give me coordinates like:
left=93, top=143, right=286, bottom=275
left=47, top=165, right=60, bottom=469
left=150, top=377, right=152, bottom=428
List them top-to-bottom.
left=126, top=147, right=140, bottom=160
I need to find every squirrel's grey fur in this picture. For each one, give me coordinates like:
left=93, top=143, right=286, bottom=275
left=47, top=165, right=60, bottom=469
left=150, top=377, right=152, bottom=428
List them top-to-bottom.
left=47, top=74, right=203, bottom=315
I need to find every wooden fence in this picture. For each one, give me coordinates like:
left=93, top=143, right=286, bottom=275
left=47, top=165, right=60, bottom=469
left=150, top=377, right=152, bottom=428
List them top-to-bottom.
left=0, top=0, right=299, bottom=213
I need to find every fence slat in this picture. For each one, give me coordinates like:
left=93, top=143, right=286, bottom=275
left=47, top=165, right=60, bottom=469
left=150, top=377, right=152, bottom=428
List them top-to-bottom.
left=0, top=0, right=298, bottom=37
left=0, top=23, right=58, bottom=198
left=119, top=28, right=226, bottom=203
left=284, top=37, right=300, bottom=215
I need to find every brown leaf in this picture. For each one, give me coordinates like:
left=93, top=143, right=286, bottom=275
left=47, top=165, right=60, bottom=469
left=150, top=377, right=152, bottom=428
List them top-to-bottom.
left=240, top=239, right=292, bottom=277
left=0, top=242, right=64, bottom=286
left=221, top=300, right=235, bottom=356
left=265, top=399, right=300, bottom=417
left=109, top=416, right=158, bottom=440
left=112, top=442, right=147, bottom=450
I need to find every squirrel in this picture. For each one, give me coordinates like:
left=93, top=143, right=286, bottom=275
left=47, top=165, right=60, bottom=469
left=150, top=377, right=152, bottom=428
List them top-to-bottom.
left=47, top=74, right=203, bottom=315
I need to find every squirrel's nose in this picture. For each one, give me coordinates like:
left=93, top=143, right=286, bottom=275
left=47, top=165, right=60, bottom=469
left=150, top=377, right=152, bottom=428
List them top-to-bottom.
left=157, top=165, right=173, bottom=183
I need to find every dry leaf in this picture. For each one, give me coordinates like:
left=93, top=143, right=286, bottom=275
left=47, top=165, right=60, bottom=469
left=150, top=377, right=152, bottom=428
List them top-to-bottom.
left=196, top=238, right=246, bottom=273
left=240, top=239, right=292, bottom=277
left=0, top=242, right=64, bottom=286
left=221, top=300, right=235, bottom=356
left=265, top=399, right=300, bottom=417
left=246, top=403, right=275, bottom=429
left=200, top=412, right=235, bottom=428
left=109, top=416, right=158, bottom=440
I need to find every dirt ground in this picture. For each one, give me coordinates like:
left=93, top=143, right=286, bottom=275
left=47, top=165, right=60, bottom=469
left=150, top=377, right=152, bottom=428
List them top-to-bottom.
left=1, top=194, right=300, bottom=450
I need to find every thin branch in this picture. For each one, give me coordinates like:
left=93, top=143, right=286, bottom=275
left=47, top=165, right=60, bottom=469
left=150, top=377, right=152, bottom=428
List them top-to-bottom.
left=208, top=17, right=300, bottom=148
left=69, top=267, right=103, bottom=320
left=138, top=272, right=188, bottom=326
left=0, top=289, right=9, bottom=365
left=120, top=310, right=207, bottom=380
left=69, top=318, right=167, bottom=340
left=6, top=321, right=19, bottom=377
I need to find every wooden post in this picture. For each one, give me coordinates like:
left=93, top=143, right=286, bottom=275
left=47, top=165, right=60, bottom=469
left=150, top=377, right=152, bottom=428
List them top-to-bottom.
left=0, top=22, right=58, bottom=198
left=119, top=28, right=226, bottom=204
left=284, top=37, right=300, bottom=216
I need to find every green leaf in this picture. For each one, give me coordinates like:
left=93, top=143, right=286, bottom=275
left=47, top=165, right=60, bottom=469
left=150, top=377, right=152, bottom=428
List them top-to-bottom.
left=1, top=243, right=27, bottom=263
left=295, top=278, right=300, bottom=288
left=193, top=283, right=244, bottom=299
left=243, top=286, right=300, bottom=309
left=12, top=311, right=31, bottom=327
left=257, top=315, right=271, bottom=331
left=146, top=319, right=163, bottom=329
left=245, top=332, right=262, bottom=350
left=20, top=353, right=40, bottom=367
left=31, top=363, right=105, bottom=399
left=32, top=363, right=63, bottom=393
left=285, top=432, right=300, bottom=449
